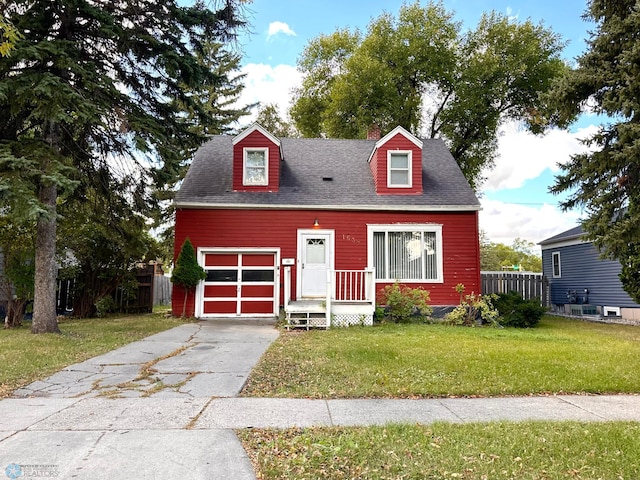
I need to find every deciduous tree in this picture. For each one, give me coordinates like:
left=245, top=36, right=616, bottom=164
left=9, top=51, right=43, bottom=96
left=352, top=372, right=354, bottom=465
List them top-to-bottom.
left=548, top=0, right=640, bottom=302
left=290, top=2, right=567, bottom=189
left=0, top=18, right=20, bottom=57
left=255, top=103, right=297, bottom=137
left=57, top=173, right=158, bottom=318
left=0, top=216, right=35, bottom=328
left=480, top=234, right=542, bottom=272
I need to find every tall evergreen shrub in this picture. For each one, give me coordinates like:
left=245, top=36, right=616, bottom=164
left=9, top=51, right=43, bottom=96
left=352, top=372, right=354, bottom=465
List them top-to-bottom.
left=171, top=238, right=206, bottom=318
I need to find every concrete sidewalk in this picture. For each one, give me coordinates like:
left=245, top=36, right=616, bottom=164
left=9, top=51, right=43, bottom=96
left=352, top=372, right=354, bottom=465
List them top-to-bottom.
left=2, top=320, right=640, bottom=479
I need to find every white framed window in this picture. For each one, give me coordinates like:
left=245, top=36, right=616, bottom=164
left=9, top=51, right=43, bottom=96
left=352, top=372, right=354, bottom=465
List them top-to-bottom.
left=243, top=148, right=268, bottom=186
left=387, top=151, right=412, bottom=188
left=368, top=224, right=443, bottom=282
left=552, top=251, right=561, bottom=278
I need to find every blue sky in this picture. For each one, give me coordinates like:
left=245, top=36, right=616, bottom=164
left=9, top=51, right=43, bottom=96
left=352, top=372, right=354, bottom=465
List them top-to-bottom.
left=228, top=0, right=597, bottom=248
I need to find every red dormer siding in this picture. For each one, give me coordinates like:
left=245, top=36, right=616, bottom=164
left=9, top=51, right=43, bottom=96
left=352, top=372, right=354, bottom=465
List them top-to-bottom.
left=232, top=124, right=281, bottom=192
left=369, top=126, right=423, bottom=195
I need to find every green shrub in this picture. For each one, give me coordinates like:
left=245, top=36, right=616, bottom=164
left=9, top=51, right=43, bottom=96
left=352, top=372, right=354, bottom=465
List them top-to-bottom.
left=172, top=237, right=206, bottom=317
left=378, top=282, right=433, bottom=323
left=443, top=284, right=499, bottom=327
left=493, top=291, right=546, bottom=328
left=95, top=295, right=116, bottom=318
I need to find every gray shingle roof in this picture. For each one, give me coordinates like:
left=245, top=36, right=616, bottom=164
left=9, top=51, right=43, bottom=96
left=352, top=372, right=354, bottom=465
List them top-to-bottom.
left=176, top=136, right=480, bottom=210
left=538, top=225, right=585, bottom=246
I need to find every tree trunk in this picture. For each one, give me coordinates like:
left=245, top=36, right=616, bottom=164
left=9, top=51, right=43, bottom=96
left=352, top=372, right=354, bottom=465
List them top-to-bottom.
left=32, top=183, right=60, bottom=334
left=182, top=289, right=188, bottom=318
left=5, top=298, right=26, bottom=329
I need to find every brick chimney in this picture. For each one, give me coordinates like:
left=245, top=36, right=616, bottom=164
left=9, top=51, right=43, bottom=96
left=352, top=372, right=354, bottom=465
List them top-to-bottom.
left=367, top=124, right=381, bottom=140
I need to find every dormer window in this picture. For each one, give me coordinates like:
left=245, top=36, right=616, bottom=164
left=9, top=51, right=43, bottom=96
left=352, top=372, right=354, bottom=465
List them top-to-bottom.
left=243, top=148, right=268, bottom=186
left=388, top=151, right=412, bottom=188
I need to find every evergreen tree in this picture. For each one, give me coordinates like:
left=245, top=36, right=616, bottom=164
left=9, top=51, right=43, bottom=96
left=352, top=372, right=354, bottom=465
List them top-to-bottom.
left=549, top=0, right=640, bottom=302
left=0, top=1, right=245, bottom=332
left=152, top=39, right=254, bottom=262
left=171, top=238, right=206, bottom=318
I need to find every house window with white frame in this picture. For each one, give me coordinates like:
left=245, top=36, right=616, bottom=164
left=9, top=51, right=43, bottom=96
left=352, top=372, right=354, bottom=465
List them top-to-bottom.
left=243, top=148, right=268, bottom=185
left=387, top=151, right=412, bottom=187
left=369, top=225, right=443, bottom=282
left=552, top=251, right=561, bottom=278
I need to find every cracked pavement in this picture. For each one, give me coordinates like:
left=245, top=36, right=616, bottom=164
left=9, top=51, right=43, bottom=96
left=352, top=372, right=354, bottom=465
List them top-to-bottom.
left=3, top=319, right=640, bottom=479
left=11, top=320, right=278, bottom=400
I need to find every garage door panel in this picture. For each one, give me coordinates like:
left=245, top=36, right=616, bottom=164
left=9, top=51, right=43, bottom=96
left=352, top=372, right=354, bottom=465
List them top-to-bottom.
left=205, top=253, right=238, bottom=267
left=242, top=254, right=276, bottom=267
left=241, top=270, right=275, bottom=282
left=204, top=285, right=237, bottom=297
left=241, top=285, right=274, bottom=297
left=203, top=300, right=237, bottom=314
left=240, top=301, right=275, bottom=314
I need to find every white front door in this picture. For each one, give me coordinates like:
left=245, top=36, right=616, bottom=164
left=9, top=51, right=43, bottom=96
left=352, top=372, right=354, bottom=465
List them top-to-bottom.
left=298, top=231, right=333, bottom=298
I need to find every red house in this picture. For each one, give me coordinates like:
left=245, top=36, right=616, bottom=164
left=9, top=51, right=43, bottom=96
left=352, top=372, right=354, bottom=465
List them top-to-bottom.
left=173, top=123, right=481, bottom=326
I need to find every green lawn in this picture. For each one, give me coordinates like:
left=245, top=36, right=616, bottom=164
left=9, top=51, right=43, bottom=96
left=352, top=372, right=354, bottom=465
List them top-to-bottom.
left=0, top=313, right=190, bottom=398
left=240, top=316, right=640, bottom=479
left=243, top=316, right=640, bottom=398
left=239, top=421, right=640, bottom=479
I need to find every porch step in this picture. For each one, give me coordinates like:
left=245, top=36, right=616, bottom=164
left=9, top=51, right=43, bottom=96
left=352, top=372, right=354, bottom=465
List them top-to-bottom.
left=285, top=300, right=328, bottom=330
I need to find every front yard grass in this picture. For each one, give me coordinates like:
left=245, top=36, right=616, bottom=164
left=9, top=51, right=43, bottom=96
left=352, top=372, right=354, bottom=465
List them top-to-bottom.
left=0, top=313, right=190, bottom=398
left=243, top=316, right=640, bottom=398
left=239, top=421, right=640, bottom=479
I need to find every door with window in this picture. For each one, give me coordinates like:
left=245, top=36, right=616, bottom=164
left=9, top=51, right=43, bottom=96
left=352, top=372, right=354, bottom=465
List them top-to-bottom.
left=298, top=231, right=333, bottom=298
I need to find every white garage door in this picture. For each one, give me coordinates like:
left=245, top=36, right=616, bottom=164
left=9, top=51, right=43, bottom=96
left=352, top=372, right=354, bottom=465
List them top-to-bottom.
left=200, top=250, right=279, bottom=317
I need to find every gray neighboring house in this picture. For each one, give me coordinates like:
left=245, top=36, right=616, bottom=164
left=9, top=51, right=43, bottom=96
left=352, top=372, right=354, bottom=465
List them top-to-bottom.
left=539, top=225, right=640, bottom=323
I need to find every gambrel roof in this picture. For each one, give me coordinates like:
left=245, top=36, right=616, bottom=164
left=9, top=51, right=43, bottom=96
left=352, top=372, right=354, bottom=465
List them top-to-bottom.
left=176, top=135, right=480, bottom=211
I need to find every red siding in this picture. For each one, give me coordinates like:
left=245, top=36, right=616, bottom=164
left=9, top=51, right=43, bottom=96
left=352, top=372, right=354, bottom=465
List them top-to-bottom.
left=233, top=130, right=280, bottom=192
left=370, top=132, right=423, bottom=194
left=173, top=208, right=480, bottom=316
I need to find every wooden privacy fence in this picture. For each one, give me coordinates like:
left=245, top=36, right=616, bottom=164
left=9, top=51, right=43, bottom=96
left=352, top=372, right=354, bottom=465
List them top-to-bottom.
left=56, top=263, right=172, bottom=315
left=116, top=264, right=172, bottom=312
left=481, top=272, right=549, bottom=306
left=153, top=275, right=172, bottom=306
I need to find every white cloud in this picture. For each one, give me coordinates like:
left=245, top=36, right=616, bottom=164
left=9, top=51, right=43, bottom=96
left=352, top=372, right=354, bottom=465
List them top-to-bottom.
left=505, top=7, right=519, bottom=20
left=267, top=21, right=296, bottom=39
left=235, top=63, right=303, bottom=125
left=483, top=123, right=599, bottom=192
left=479, top=199, right=581, bottom=248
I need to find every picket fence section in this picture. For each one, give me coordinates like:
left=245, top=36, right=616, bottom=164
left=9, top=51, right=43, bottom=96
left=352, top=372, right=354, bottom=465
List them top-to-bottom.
left=481, top=271, right=549, bottom=306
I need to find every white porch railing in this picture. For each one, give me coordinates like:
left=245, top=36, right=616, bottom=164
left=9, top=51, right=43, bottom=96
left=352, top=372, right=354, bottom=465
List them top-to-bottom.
left=284, top=266, right=292, bottom=306
left=283, top=267, right=376, bottom=327
left=332, top=269, right=375, bottom=302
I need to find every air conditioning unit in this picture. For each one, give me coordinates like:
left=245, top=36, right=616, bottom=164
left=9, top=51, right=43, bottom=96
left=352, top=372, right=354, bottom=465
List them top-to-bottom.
left=570, top=304, right=597, bottom=316
left=603, top=306, right=621, bottom=317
